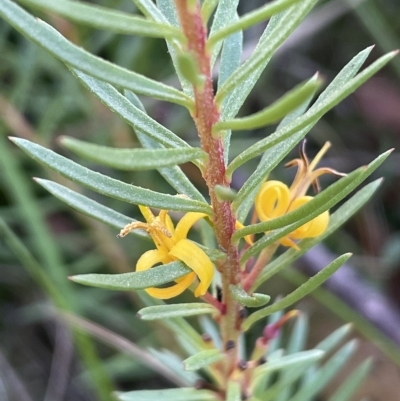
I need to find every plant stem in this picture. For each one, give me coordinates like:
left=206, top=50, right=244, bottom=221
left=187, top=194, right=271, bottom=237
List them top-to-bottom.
left=174, top=0, right=242, bottom=379
left=243, top=244, right=279, bottom=292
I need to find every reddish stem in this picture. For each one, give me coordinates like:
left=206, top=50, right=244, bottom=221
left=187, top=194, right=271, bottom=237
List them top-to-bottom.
left=174, top=0, right=241, bottom=379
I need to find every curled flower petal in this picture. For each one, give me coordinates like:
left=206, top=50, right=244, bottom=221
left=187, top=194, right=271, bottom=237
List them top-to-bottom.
left=255, top=180, right=290, bottom=221
left=277, top=196, right=330, bottom=249
left=287, top=196, right=330, bottom=239
left=121, top=206, right=214, bottom=298
left=174, top=212, right=207, bottom=242
left=235, top=221, right=253, bottom=245
left=169, top=239, right=214, bottom=297
left=136, top=249, right=196, bottom=299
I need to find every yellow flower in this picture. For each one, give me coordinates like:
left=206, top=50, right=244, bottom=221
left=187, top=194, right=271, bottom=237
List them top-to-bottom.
left=255, top=141, right=345, bottom=249
left=119, top=206, right=214, bottom=299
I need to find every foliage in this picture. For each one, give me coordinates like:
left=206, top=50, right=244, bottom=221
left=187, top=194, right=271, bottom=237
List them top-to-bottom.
left=0, top=0, right=398, bottom=400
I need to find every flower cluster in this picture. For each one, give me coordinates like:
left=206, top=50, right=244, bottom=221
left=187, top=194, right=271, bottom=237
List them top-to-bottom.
left=255, top=141, right=345, bottom=249
left=120, top=142, right=343, bottom=299
left=119, top=206, right=214, bottom=299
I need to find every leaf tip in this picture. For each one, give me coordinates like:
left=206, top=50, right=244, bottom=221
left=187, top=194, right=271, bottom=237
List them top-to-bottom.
left=57, top=135, right=68, bottom=146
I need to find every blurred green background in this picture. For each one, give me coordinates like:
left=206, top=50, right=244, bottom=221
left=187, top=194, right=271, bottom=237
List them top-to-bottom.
left=1, top=0, right=400, bottom=400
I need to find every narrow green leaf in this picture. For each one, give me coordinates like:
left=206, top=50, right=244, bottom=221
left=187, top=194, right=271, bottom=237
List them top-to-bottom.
left=0, top=0, right=192, bottom=107
left=17, top=0, right=183, bottom=39
left=132, top=0, right=167, bottom=22
left=155, top=0, right=194, bottom=96
left=201, top=0, right=219, bottom=23
left=208, top=0, right=303, bottom=49
left=209, top=0, right=239, bottom=66
left=215, top=0, right=318, bottom=105
left=219, top=11, right=291, bottom=121
left=218, top=12, right=243, bottom=165
left=218, top=14, right=243, bottom=89
left=233, top=46, right=374, bottom=218
left=227, top=50, right=397, bottom=173
left=72, top=70, right=190, bottom=149
left=214, top=75, right=321, bottom=131
left=124, top=91, right=207, bottom=203
left=10, top=137, right=212, bottom=214
left=61, top=137, right=205, bottom=170
left=239, top=150, right=390, bottom=262
left=235, top=165, right=360, bottom=240
left=35, top=178, right=150, bottom=240
left=254, top=179, right=382, bottom=289
left=243, top=253, right=352, bottom=330
left=70, top=261, right=191, bottom=291
left=281, top=267, right=400, bottom=368
left=229, top=285, right=271, bottom=307
left=138, top=293, right=207, bottom=355
left=138, top=303, right=217, bottom=320
left=274, top=315, right=308, bottom=401
left=315, top=324, right=352, bottom=353
left=289, top=341, right=358, bottom=401
left=148, top=348, right=200, bottom=386
left=253, top=348, right=285, bottom=394
left=183, top=349, right=224, bottom=371
left=253, top=350, right=324, bottom=381
left=327, top=359, right=372, bottom=401
left=257, top=366, right=306, bottom=401
left=226, top=381, right=241, bottom=401
left=115, top=387, right=217, bottom=401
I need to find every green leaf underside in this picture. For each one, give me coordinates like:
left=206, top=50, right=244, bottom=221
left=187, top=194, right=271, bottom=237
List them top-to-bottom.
left=0, top=0, right=191, bottom=107
left=17, top=0, right=183, bottom=39
left=132, top=0, right=167, bottom=22
left=155, top=0, right=194, bottom=96
left=209, top=0, right=303, bottom=48
left=209, top=0, right=240, bottom=67
left=216, top=0, right=318, bottom=105
left=219, top=10, right=295, bottom=123
left=218, top=12, right=242, bottom=165
left=218, top=13, right=242, bottom=89
left=233, top=46, right=374, bottom=218
left=227, top=51, right=397, bottom=174
left=72, top=71, right=190, bottom=149
left=214, top=76, right=321, bottom=131
left=123, top=90, right=206, bottom=203
left=61, top=137, right=205, bottom=170
left=10, top=138, right=212, bottom=215
left=239, top=150, right=389, bottom=262
left=35, top=179, right=150, bottom=240
left=254, top=180, right=382, bottom=289
left=243, top=253, right=352, bottom=330
left=70, top=261, right=191, bottom=291
left=229, top=284, right=271, bottom=307
left=138, top=303, right=217, bottom=320
left=315, top=324, right=352, bottom=353
left=289, top=341, right=358, bottom=401
left=183, top=349, right=224, bottom=371
left=253, top=349, right=324, bottom=380
left=327, top=359, right=372, bottom=401
left=115, top=387, right=217, bottom=401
